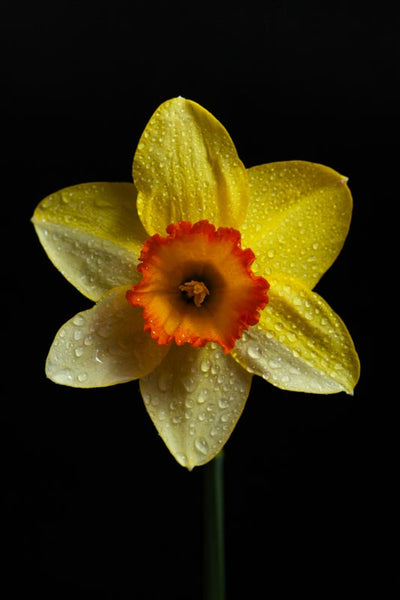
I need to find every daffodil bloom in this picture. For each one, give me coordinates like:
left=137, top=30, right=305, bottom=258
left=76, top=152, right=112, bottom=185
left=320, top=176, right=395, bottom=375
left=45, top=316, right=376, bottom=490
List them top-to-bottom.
left=32, top=98, right=360, bottom=469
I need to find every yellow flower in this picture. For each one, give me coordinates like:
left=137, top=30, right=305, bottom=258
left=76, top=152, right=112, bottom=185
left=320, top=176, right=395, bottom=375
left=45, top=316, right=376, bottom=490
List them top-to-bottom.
left=32, top=98, right=360, bottom=469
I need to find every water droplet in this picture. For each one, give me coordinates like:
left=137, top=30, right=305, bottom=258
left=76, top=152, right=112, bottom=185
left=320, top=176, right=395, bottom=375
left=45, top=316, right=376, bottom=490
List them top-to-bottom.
left=267, top=248, right=275, bottom=258
left=73, top=315, right=85, bottom=327
left=97, top=322, right=113, bottom=338
left=74, top=329, right=83, bottom=341
left=247, top=344, right=262, bottom=359
left=74, top=347, right=84, bottom=358
left=95, top=349, right=104, bottom=364
left=200, top=359, right=211, bottom=373
left=268, top=359, right=281, bottom=369
left=211, top=364, right=220, bottom=376
left=55, top=367, right=74, bottom=382
left=158, top=370, right=173, bottom=392
left=77, top=372, right=88, bottom=383
left=182, top=376, right=196, bottom=393
left=197, top=389, right=208, bottom=404
left=142, top=391, right=152, bottom=405
left=182, top=394, right=194, bottom=410
left=218, top=398, right=230, bottom=409
left=158, top=409, right=167, bottom=421
left=220, top=411, right=231, bottom=423
left=210, top=426, right=221, bottom=438
left=194, top=437, right=209, bottom=455
left=176, top=453, right=187, bottom=466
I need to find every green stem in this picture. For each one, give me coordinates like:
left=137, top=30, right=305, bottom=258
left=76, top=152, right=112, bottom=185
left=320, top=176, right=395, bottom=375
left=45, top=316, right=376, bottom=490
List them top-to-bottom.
left=204, top=451, right=226, bottom=600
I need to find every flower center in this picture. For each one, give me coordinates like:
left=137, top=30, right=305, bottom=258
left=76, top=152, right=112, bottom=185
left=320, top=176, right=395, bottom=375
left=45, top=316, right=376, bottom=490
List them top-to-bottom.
left=126, top=220, right=269, bottom=353
left=179, top=280, right=210, bottom=307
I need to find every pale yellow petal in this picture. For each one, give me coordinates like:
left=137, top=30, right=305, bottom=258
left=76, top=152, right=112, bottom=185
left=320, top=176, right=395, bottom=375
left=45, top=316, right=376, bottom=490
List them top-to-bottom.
left=133, top=97, right=249, bottom=234
left=241, top=161, right=353, bottom=287
left=32, top=182, right=147, bottom=300
left=232, top=275, right=360, bottom=394
left=46, top=286, right=168, bottom=387
left=140, top=342, right=252, bottom=469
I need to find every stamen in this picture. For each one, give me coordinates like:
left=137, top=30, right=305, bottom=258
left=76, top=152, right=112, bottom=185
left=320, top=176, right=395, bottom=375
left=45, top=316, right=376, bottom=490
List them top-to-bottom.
left=179, top=280, right=210, bottom=307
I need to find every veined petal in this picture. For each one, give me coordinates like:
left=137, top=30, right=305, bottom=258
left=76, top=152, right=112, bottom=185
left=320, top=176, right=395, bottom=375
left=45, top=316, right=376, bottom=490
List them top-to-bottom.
left=133, top=97, right=249, bottom=235
left=241, top=161, right=353, bottom=287
left=32, top=182, right=147, bottom=301
left=232, top=275, right=360, bottom=394
left=46, top=286, right=169, bottom=387
left=140, top=342, right=252, bottom=469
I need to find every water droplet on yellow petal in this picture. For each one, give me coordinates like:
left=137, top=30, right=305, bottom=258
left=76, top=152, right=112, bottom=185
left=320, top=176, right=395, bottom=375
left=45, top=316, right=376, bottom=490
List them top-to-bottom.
left=194, top=437, right=209, bottom=455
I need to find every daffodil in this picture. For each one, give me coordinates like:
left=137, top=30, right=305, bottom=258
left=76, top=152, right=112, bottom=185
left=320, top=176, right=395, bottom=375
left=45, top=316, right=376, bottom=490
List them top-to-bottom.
left=32, top=97, right=360, bottom=469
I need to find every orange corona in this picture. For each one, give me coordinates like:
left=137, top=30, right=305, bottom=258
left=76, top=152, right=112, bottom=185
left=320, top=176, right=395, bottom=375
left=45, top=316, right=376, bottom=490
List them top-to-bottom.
left=126, top=220, right=269, bottom=353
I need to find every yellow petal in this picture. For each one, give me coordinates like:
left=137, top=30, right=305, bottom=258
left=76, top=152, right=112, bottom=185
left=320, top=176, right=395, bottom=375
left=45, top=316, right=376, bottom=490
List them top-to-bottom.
left=133, top=97, right=249, bottom=235
left=241, top=161, right=353, bottom=288
left=32, top=182, right=147, bottom=301
left=232, top=275, right=360, bottom=394
left=46, top=286, right=168, bottom=387
left=140, top=342, right=252, bottom=469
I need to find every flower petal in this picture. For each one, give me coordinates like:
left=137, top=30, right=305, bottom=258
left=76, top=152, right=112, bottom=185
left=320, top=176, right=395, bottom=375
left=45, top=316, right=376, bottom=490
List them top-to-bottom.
left=133, top=97, right=249, bottom=235
left=241, top=161, right=353, bottom=287
left=32, top=182, right=147, bottom=300
left=232, top=275, right=360, bottom=394
left=46, top=286, right=169, bottom=387
left=140, top=342, right=252, bottom=469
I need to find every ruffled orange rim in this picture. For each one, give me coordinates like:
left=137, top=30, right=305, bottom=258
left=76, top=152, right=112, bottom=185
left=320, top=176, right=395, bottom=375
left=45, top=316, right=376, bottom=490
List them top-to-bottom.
left=126, top=220, right=269, bottom=353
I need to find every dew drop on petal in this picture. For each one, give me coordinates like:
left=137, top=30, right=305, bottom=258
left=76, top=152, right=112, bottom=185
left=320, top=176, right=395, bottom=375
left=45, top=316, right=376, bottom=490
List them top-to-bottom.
left=72, top=315, right=85, bottom=327
left=84, top=335, right=94, bottom=346
left=247, top=343, right=262, bottom=359
left=200, top=358, right=211, bottom=373
left=268, top=359, right=281, bottom=370
left=158, top=370, right=173, bottom=392
left=182, top=376, right=196, bottom=393
left=197, top=389, right=208, bottom=404
left=142, top=391, right=152, bottom=406
left=218, top=397, right=230, bottom=409
left=220, top=411, right=231, bottom=423
left=210, top=426, right=221, bottom=438
left=194, top=437, right=209, bottom=455
left=175, top=452, right=188, bottom=466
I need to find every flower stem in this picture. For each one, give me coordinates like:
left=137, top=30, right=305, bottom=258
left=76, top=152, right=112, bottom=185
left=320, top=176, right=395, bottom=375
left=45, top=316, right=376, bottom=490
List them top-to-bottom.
left=204, top=451, right=226, bottom=600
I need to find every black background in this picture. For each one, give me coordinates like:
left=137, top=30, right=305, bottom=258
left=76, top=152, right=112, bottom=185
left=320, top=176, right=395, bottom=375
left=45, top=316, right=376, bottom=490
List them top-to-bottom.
left=1, top=1, right=389, bottom=598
